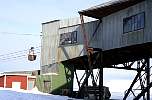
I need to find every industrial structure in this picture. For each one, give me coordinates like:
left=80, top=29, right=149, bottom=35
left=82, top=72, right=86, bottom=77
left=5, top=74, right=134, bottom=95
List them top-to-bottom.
left=41, top=0, right=152, bottom=99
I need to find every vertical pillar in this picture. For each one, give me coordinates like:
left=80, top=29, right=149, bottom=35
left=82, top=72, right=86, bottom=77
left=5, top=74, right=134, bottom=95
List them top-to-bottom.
left=99, top=52, right=103, bottom=100
left=146, top=57, right=150, bottom=100
left=70, top=65, right=74, bottom=97
left=99, top=67, right=103, bottom=100
left=84, top=69, right=88, bottom=98
left=85, top=70, right=88, bottom=87
left=4, top=75, right=6, bottom=88
left=27, top=76, right=29, bottom=90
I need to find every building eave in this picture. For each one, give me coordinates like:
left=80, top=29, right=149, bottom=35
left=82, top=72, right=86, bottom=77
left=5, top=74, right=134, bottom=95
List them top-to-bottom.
left=79, top=0, right=145, bottom=19
left=0, top=74, right=32, bottom=77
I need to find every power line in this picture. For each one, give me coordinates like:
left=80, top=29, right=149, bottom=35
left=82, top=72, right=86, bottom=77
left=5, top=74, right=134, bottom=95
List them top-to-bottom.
left=0, top=32, right=41, bottom=36
left=0, top=46, right=41, bottom=57
left=0, top=46, right=41, bottom=61
left=0, top=48, right=40, bottom=58
left=0, top=51, right=40, bottom=61
left=0, top=51, right=40, bottom=59
left=0, top=55, right=27, bottom=60
left=1, top=56, right=30, bottom=63
left=0, top=57, right=27, bottom=63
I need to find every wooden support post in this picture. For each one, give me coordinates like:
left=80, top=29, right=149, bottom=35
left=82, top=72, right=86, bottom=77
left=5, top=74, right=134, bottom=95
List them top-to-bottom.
left=99, top=52, right=103, bottom=100
left=146, top=57, right=150, bottom=100
left=70, top=65, right=74, bottom=97
left=99, top=67, right=103, bottom=100
left=85, top=70, right=89, bottom=87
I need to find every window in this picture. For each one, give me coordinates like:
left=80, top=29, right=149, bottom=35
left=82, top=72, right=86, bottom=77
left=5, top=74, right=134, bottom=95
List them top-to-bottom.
left=123, top=12, right=145, bottom=33
left=59, top=31, right=77, bottom=45
left=28, top=80, right=35, bottom=90
left=44, top=80, right=51, bottom=92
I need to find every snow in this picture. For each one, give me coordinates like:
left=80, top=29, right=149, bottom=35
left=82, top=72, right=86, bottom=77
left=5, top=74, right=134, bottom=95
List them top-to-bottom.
left=0, top=87, right=80, bottom=100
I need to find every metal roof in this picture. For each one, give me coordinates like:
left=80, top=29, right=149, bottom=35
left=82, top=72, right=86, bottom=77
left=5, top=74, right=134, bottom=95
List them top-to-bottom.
left=79, top=0, right=145, bottom=19
left=0, top=74, right=35, bottom=77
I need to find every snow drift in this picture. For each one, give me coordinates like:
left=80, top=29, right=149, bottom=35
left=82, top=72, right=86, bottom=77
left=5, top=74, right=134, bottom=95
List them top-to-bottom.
left=0, top=88, right=79, bottom=100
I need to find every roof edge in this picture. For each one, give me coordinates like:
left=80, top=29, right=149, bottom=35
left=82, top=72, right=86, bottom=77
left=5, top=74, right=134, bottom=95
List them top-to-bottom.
left=79, top=0, right=145, bottom=19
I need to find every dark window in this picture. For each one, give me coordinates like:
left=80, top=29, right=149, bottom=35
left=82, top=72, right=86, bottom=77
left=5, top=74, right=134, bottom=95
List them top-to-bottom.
left=123, top=12, right=145, bottom=33
left=59, top=31, right=77, bottom=45
left=44, top=80, right=51, bottom=91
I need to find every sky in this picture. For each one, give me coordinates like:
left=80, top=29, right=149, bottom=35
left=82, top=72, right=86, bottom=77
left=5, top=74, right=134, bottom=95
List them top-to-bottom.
left=0, top=0, right=151, bottom=98
left=0, top=0, right=111, bottom=72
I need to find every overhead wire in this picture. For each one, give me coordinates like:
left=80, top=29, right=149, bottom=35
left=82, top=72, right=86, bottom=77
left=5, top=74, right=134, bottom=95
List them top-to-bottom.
left=0, top=32, right=41, bottom=36
left=0, top=32, right=41, bottom=62
left=0, top=46, right=41, bottom=61
left=0, top=46, right=41, bottom=57
left=0, top=48, right=40, bottom=59
left=0, top=49, right=40, bottom=59
left=0, top=51, right=41, bottom=60
left=0, top=52, right=41, bottom=61
left=0, top=54, right=40, bottom=62
left=0, top=55, right=27, bottom=61
left=0, top=56, right=28, bottom=62
left=1, top=56, right=31, bottom=63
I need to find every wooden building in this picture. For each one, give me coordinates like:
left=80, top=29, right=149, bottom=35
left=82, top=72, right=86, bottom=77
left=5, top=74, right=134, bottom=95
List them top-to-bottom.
left=41, top=0, right=152, bottom=99
left=41, top=0, right=152, bottom=72
left=0, top=74, right=36, bottom=90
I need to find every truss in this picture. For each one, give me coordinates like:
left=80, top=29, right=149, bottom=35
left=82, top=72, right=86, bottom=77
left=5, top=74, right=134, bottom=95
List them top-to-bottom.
left=123, top=58, right=151, bottom=100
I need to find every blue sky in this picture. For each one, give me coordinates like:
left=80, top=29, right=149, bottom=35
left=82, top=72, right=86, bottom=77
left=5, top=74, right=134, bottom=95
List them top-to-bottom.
left=0, top=0, right=111, bottom=72
left=0, top=0, right=109, bottom=34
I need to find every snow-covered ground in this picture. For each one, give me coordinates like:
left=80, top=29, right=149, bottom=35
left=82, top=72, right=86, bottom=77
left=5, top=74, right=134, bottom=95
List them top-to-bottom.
left=1, top=87, right=151, bottom=100
left=0, top=88, right=80, bottom=100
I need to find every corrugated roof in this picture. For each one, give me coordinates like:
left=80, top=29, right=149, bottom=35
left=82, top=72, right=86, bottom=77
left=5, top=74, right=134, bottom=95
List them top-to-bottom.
left=79, top=0, right=145, bottom=19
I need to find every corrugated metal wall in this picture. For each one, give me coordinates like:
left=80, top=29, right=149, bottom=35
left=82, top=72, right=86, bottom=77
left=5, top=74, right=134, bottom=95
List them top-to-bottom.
left=41, top=0, right=152, bottom=73
left=144, top=0, right=152, bottom=42
left=101, top=1, right=146, bottom=50
left=41, top=17, right=98, bottom=69
left=58, top=19, right=100, bottom=61
left=41, top=20, right=60, bottom=73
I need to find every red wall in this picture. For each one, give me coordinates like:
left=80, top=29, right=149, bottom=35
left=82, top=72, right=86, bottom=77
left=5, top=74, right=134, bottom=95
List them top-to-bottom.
left=6, top=75, right=27, bottom=90
left=0, top=76, right=4, bottom=87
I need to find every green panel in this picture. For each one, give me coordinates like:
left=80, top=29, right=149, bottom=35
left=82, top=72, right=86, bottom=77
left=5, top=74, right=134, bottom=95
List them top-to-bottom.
left=35, top=63, right=67, bottom=94
left=51, top=64, right=67, bottom=91
left=36, top=75, right=52, bottom=93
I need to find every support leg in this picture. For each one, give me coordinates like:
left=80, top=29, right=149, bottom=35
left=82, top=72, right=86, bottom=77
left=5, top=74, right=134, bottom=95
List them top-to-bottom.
left=146, top=57, right=150, bottom=100
left=99, top=67, right=103, bottom=100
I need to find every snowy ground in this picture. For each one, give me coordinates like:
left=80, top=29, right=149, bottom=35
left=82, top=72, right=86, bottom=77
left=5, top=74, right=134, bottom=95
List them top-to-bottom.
left=1, top=87, right=151, bottom=100
left=0, top=88, right=80, bottom=100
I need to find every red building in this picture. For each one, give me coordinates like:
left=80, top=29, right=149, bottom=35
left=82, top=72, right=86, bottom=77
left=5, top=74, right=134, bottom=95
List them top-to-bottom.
left=0, top=74, right=36, bottom=90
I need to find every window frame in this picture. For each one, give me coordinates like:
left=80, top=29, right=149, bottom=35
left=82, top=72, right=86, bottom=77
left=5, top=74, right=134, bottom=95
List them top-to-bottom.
left=123, top=12, right=145, bottom=34
left=59, top=31, right=77, bottom=46
left=43, top=80, right=51, bottom=90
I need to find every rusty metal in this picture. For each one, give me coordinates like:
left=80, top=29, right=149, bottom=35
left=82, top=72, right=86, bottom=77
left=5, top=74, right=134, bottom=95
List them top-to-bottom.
left=80, top=14, right=89, bottom=53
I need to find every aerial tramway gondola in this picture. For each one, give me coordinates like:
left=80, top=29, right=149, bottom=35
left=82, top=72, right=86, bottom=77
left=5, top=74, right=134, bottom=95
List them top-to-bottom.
left=28, top=47, right=37, bottom=61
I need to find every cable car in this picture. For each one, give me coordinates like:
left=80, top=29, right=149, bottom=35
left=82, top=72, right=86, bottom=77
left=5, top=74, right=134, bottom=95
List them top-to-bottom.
left=28, top=47, right=37, bottom=61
